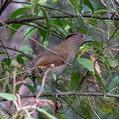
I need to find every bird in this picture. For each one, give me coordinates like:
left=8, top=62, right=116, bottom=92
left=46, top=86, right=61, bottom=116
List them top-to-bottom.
left=17, top=32, right=87, bottom=82
left=30, top=32, right=86, bottom=69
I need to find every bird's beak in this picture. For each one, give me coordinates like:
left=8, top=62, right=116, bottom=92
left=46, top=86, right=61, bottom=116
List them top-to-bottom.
left=82, top=36, right=94, bottom=45
left=86, top=36, right=94, bottom=42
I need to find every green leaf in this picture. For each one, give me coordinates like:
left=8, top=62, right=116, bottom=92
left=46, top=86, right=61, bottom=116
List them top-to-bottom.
left=31, top=0, right=39, bottom=15
left=52, top=0, right=59, bottom=3
left=69, top=0, right=82, bottom=12
left=83, top=0, right=94, bottom=13
left=92, top=0, right=105, bottom=10
left=10, top=6, right=31, bottom=19
left=10, top=6, right=32, bottom=34
left=40, top=7, right=52, bottom=40
left=94, top=9, right=107, bottom=15
left=52, top=18, right=71, bottom=36
left=87, top=18, right=97, bottom=26
left=77, top=20, right=88, bottom=34
left=10, top=23, right=23, bottom=35
left=52, top=23, right=67, bottom=36
left=20, top=45, right=33, bottom=55
left=0, top=51, right=6, bottom=54
left=16, top=54, right=25, bottom=65
left=1, top=58, right=12, bottom=71
left=2, top=58, right=11, bottom=66
left=78, top=58, right=94, bottom=72
left=52, top=72, right=57, bottom=81
left=69, top=72, right=80, bottom=90
left=25, top=84, right=35, bottom=93
left=0, top=93, right=17, bottom=101
left=78, top=99, right=93, bottom=119
left=99, top=100, right=115, bottom=113
left=37, top=108, right=58, bottom=119
left=0, top=114, right=5, bottom=119
left=25, top=116, right=34, bottom=119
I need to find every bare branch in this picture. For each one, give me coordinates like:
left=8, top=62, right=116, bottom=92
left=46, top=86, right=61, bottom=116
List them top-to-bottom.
left=0, top=14, right=119, bottom=27
left=0, top=39, right=10, bottom=59
left=0, top=45, right=32, bottom=59
left=21, top=92, right=119, bottom=99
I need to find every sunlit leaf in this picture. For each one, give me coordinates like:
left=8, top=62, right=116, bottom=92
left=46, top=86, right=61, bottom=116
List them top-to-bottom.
left=78, top=58, right=94, bottom=72
left=52, top=72, right=57, bottom=81
left=0, top=93, right=17, bottom=101
left=99, top=99, right=117, bottom=113
left=25, top=115, right=34, bottom=119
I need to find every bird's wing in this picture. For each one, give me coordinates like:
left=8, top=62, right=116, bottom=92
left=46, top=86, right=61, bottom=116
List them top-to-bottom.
left=31, top=49, right=69, bottom=68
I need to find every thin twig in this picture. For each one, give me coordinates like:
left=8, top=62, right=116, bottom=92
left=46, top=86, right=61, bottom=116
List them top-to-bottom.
left=106, top=26, right=119, bottom=44
left=0, top=39, right=10, bottom=59
left=0, top=45, right=32, bottom=59
left=110, top=48, right=119, bottom=52
left=13, top=68, right=16, bottom=95
left=36, top=68, right=51, bottom=99
left=1, top=91, right=119, bottom=103
left=21, top=92, right=119, bottom=99
left=88, top=98, right=101, bottom=119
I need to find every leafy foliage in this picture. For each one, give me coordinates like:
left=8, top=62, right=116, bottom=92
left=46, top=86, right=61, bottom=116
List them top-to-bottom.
left=0, top=0, right=119, bottom=118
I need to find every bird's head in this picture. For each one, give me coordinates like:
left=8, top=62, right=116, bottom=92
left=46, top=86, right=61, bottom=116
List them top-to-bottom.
left=65, top=32, right=87, bottom=47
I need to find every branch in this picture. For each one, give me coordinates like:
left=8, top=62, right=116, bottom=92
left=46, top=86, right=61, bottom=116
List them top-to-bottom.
left=0, top=14, right=119, bottom=26
left=107, top=26, right=119, bottom=44
left=0, top=39, right=10, bottom=59
left=0, top=45, right=32, bottom=59
left=110, top=48, right=119, bottom=52
left=0, top=92, right=119, bottom=103
left=20, top=92, right=119, bottom=99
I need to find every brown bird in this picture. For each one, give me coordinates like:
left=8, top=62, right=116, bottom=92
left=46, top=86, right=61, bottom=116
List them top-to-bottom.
left=17, top=32, right=87, bottom=82
left=30, top=32, right=86, bottom=70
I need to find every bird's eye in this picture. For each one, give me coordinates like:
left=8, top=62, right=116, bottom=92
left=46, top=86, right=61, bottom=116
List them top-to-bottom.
left=80, top=34, right=84, bottom=38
